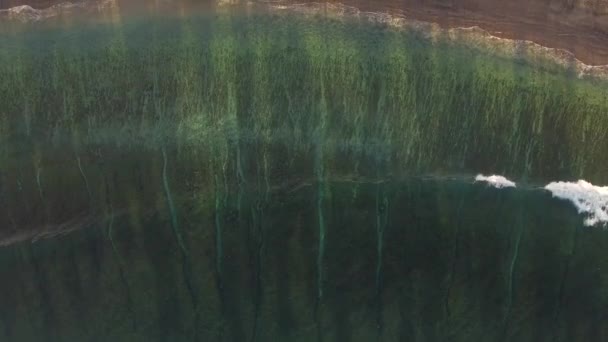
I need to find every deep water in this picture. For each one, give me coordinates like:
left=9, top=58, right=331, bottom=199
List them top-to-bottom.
left=1, top=7, right=608, bottom=342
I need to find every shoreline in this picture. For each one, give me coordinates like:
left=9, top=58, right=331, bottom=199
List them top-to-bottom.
left=2, top=0, right=608, bottom=66
left=2, top=0, right=608, bottom=79
left=289, top=0, right=608, bottom=66
left=263, top=2, right=608, bottom=80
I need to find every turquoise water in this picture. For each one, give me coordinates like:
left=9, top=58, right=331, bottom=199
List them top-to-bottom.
left=1, top=6, right=608, bottom=341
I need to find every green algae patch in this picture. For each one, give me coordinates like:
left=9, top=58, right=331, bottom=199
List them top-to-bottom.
left=1, top=13, right=608, bottom=186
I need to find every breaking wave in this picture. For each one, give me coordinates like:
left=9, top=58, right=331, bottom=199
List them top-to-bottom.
left=471, top=174, right=607, bottom=227
left=475, top=174, right=517, bottom=189
left=545, top=180, right=608, bottom=227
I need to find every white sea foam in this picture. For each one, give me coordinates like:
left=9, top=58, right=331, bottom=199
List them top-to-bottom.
left=474, top=174, right=516, bottom=189
left=545, top=180, right=608, bottom=227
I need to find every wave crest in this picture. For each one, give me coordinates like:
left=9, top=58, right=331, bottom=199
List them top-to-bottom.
left=475, top=174, right=516, bottom=189
left=545, top=180, right=608, bottom=226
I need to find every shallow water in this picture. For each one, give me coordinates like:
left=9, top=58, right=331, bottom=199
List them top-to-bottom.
left=1, top=4, right=608, bottom=342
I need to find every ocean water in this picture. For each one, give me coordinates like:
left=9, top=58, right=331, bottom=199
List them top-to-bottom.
left=1, top=4, right=608, bottom=341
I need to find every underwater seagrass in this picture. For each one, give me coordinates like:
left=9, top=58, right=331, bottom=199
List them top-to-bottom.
left=0, top=3, right=608, bottom=342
